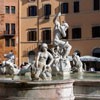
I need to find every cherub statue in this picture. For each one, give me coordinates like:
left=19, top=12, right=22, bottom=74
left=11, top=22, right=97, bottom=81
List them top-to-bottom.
left=72, top=52, right=84, bottom=73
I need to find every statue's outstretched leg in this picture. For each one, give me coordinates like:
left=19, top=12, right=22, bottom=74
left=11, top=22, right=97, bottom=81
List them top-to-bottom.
left=63, top=41, right=72, bottom=58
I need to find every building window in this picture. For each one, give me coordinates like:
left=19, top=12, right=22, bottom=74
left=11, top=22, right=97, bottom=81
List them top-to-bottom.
left=93, top=0, right=100, bottom=10
left=74, top=1, right=80, bottom=13
left=61, top=3, right=68, bottom=14
left=44, top=4, right=51, bottom=19
left=5, top=6, right=10, bottom=14
left=11, top=6, right=15, bottom=14
left=28, top=6, right=37, bottom=16
left=5, top=23, right=10, bottom=34
left=11, top=23, right=15, bottom=34
left=92, top=26, right=100, bottom=38
left=72, top=28, right=81, bottom=39
left=42, top=29, right=51, bottom=44
left=28, top=30, right=37, bottom=41
left=5, top=39, right=10, bottom=47
left=11, top=39, right=15, bottom=46
left=92, top=48, right=100, bottom=57
left=74, top=50, right=81, bottom=56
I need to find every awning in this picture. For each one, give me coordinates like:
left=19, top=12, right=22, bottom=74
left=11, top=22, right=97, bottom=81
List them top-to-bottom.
left=68, top=55, right=100, bottom=62
left=80, top=56, right=100, bottom=62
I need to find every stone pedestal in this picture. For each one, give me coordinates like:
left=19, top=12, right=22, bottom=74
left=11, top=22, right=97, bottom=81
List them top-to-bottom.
left=60, top=71, right=71, bottom=80
left=0, top=79, right=75, bottom=100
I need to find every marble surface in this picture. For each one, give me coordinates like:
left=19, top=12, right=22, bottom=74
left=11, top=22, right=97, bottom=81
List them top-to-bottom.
left=0, top=79, right=75, bottom=100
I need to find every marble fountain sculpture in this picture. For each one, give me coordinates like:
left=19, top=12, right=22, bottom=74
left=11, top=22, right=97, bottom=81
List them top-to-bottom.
left=0, top=12, right=85, bottom=100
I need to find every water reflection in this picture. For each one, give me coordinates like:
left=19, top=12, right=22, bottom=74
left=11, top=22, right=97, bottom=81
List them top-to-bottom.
left=0, top=72, right=100, bottom=81
left=52, top=72, right=100, bottom=81
left=70, top=72, right=100, bottom=80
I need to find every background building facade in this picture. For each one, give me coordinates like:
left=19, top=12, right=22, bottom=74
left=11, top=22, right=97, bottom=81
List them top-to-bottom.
left=0, top=0, right=19, bottom=64
left=0, top=0, right=4, bottom=63
left=0, top=0, right=99, bottom=65
left=19, top=0, right=100, bottom=65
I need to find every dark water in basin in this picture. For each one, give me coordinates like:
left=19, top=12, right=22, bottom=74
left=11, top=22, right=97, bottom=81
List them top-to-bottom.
left=0, top=72, right=100, bottom=81
left=53, top=72, right=100, bottom=80
left=70, top=72, right=100, bottom=80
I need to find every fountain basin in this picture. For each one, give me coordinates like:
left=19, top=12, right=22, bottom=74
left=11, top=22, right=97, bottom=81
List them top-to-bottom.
left=0, top=72, right=100, bottom=100
left=0, top=79, right=75, bottom=100
left=74, top=79, right=100, bottom=100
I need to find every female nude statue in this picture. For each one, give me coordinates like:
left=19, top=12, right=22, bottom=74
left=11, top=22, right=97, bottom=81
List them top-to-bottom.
left=35, top=43, right=53, bottom=80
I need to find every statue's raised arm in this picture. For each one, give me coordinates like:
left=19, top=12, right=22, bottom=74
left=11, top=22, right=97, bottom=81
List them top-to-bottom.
left=53, top=12, right=71, bottom=58
left=54, top=12, right=69, bottom=40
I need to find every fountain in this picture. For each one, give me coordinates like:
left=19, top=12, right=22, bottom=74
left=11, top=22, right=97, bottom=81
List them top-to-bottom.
left=0, top=12, right=100, bottom=100
left=0, top=12, right=75, bottom=100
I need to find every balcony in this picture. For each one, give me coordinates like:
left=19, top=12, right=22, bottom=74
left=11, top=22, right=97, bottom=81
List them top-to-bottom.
left=0, top=31, right=15, bottom=38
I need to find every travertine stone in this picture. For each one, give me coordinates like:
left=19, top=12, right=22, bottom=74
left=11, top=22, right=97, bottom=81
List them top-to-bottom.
left=0, top=79, right=75, bottom=100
